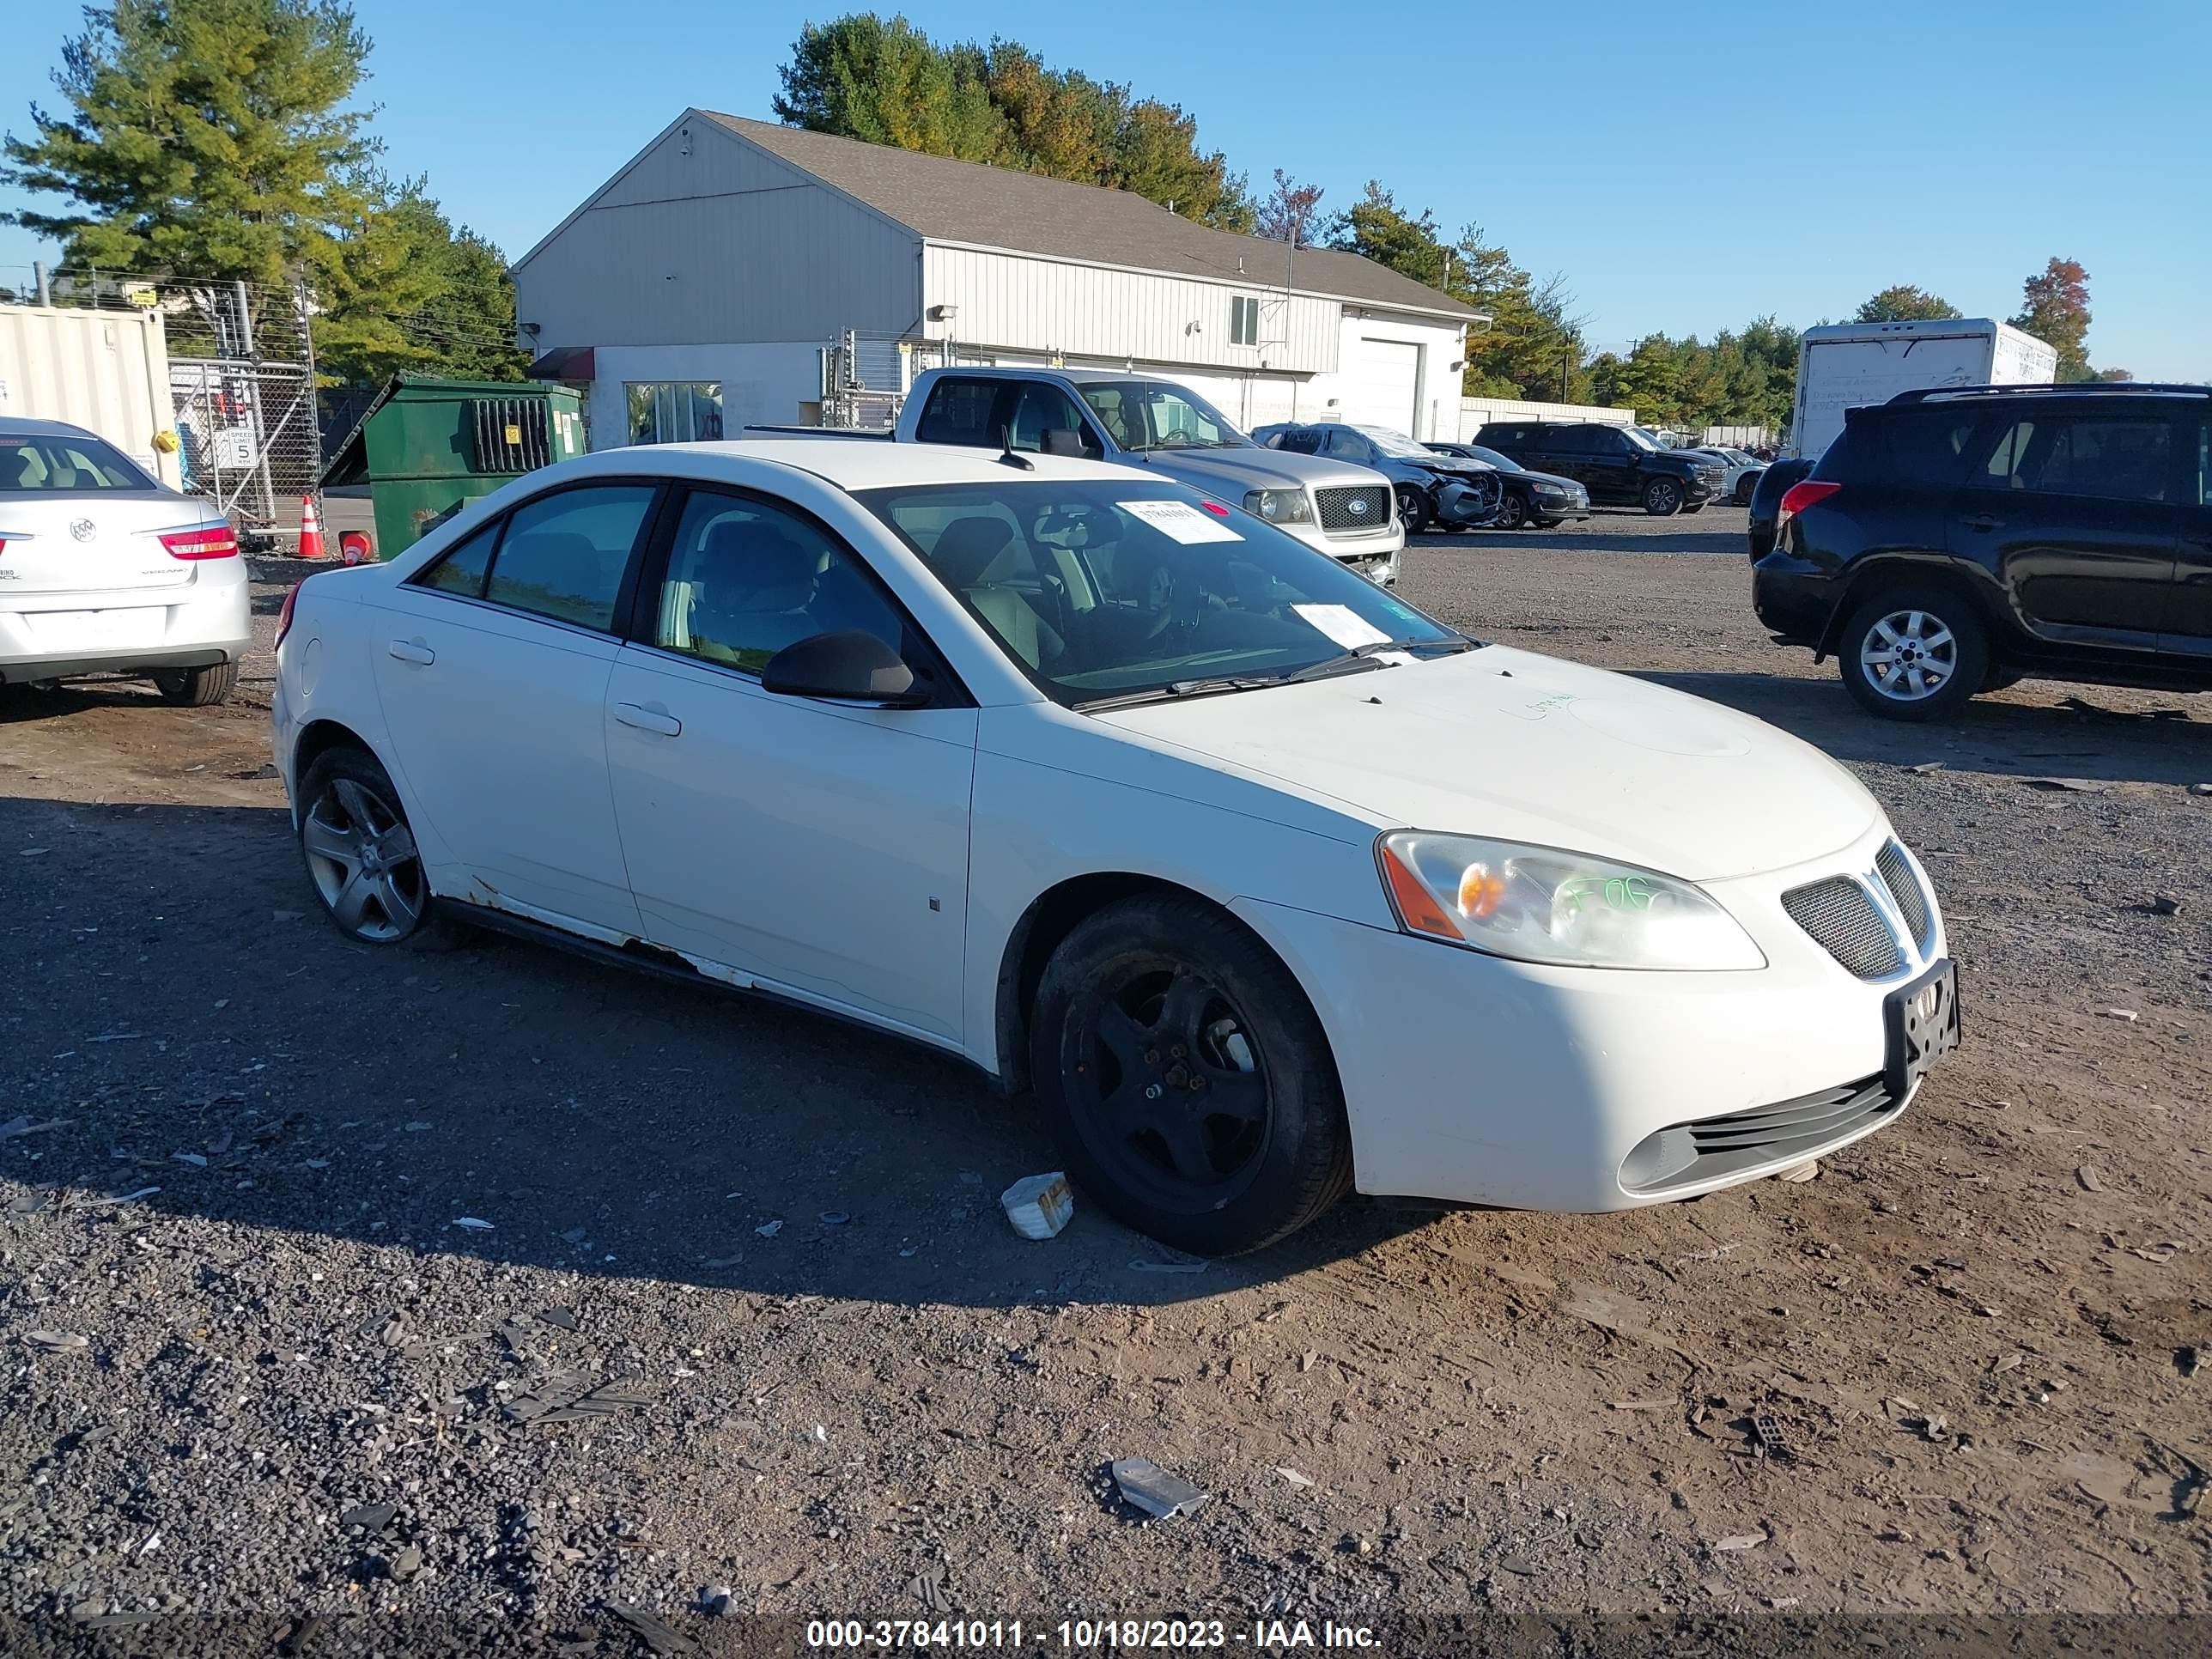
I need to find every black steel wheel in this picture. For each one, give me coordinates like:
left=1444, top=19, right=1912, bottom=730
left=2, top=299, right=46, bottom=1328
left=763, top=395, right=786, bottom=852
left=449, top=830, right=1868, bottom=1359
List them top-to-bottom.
left=1031, top=896, right=1351, bottom=1255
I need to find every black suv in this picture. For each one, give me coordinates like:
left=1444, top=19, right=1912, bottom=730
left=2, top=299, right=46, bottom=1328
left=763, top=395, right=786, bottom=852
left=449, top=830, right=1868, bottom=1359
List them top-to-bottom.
left=1753, top=383, right=2212, bottom=720
left=1474, top=422, right=1722, bottom=515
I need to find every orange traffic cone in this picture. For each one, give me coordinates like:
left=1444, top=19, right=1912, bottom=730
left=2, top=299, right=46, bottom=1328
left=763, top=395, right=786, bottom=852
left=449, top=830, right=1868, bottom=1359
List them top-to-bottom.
left=298, top=493, right=327, bottom=561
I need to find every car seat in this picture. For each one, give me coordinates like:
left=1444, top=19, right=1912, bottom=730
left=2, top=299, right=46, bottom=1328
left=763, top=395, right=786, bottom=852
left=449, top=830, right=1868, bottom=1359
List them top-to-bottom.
left=929, top=517, right=1066, bottom=669
left=685, top=518, right=823, bottom=667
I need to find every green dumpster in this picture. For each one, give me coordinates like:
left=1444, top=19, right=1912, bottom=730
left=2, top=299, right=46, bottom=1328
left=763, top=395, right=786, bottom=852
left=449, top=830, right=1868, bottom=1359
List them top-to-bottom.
left=320, top=374, right=586, bottom=560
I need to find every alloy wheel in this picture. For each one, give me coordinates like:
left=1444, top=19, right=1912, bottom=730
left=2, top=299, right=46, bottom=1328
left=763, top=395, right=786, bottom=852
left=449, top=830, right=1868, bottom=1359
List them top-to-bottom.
left=1859, top=609, right=1959, bottom=702
left=302, top=777, right=428, bottom=942
left=1067, top=964, right=1272, bottom=1212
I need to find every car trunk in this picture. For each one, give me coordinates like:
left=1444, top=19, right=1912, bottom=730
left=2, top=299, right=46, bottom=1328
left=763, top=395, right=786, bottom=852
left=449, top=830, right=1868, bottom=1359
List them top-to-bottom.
left=0, top=492, right=222, bottom=598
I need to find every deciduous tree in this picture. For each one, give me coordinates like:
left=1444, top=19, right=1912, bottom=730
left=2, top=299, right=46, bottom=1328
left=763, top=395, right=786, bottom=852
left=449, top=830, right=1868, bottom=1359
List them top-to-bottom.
left=2011, top=256, right=2094, bottom=381
left=1854, top=285, right=1962, bottom=323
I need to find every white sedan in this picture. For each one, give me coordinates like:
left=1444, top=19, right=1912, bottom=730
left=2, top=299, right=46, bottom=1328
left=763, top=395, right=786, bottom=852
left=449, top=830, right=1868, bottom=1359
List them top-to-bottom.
left=0, top=416, right=248, bottom=704
left=270, top=441, right=1956, bottom=1255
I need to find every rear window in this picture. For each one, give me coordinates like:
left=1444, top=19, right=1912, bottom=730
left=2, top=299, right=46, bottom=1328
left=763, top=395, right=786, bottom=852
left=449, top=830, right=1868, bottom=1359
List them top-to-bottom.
left=915, top=379, right=1004, bottom=447
left=1881, top=410, right=1982, bottom=484
left=0, top=433, right=155, bottom=490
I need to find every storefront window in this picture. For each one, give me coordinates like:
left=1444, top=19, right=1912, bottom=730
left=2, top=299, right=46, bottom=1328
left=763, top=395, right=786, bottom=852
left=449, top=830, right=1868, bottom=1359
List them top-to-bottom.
left=626, top=382, right=725, bottom=445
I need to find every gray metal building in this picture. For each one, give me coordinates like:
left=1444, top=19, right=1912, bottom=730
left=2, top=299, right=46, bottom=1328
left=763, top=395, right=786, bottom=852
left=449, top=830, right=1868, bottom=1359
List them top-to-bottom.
left=513, top=110, right=1482, bottom=447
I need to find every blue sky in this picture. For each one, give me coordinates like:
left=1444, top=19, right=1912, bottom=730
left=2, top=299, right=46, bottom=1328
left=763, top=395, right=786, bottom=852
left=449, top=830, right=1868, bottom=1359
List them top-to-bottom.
left=4, top=0, right=2208, bottom=378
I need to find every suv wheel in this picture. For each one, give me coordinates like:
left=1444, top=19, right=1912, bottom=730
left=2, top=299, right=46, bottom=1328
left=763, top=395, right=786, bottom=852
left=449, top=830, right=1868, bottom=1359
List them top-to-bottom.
left=1642, top=477, right=1683, bottom=516
left=1394, top=485, right=1431, bottom=535
left=1493, top=491, right=1528, bottom=530
left=1837, top=586, right=1988, bottom=721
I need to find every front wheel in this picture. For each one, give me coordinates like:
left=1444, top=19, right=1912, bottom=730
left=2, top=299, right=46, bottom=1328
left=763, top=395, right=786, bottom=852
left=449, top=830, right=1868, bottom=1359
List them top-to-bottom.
left=1735, top=476, right=1759, bottom=505
left=1643, top=477, right=1683, bottom=516
left=1394, top=485, right=1431, bottom=536
left=1493, top=490, right=1528, bottom=531
left=1837, top=586, right=1989, bottom=721
left=152, top=662, right=236, bottom=707
left=297, top=746, right=464, bottom=947
left=1030, top=896, right=1352, bottom=1255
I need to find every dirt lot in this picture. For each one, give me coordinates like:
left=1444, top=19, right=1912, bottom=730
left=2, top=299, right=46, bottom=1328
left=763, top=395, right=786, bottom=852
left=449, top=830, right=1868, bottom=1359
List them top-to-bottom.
left=3, top=506, right=2209, bottom=1642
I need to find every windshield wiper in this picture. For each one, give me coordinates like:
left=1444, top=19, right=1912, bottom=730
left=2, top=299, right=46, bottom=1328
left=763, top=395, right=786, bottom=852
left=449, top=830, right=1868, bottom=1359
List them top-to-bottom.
left=1279, top=637, right=1477, bottom=683
left=1075, top=676, right=1280, bottom=711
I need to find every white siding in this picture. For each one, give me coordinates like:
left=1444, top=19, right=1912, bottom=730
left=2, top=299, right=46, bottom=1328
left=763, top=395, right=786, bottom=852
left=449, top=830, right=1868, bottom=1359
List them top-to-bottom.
left=515, top=119, right=921, bottom=351
left=922, top=245, right=1340, bottom=375
left=0, top=303, right=180, bottom=486
left=1303, top=312, right=1468, bottom=440
left=588, top=343, right=824, bottom=449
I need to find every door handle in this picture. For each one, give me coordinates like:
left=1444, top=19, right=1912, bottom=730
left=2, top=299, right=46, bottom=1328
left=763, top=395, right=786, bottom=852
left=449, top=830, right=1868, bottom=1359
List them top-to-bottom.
left=1960, top=514, right=2003, bottom=532
left=387, top=639, right=435, bottom=665
left=614, top=702, right=682, bottom=738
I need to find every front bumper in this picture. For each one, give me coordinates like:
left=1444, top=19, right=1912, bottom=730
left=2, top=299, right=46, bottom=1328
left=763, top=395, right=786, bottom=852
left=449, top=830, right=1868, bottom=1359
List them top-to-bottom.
left=1528, top=490, right=1589, bottom=520
left=0, top=563, right=251, bottom=684
left=1234, top=820, right=1945, bottom=1211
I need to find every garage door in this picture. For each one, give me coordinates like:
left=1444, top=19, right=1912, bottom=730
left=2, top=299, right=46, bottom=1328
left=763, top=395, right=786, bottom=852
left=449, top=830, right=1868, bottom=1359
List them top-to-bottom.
left=1341, top=338, right=1419, bottom=434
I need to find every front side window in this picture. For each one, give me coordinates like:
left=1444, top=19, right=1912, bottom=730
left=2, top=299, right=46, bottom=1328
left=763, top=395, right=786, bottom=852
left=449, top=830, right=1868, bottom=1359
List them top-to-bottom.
left=1077, top=381, right=1246, bottom=452
left=626, top=382, right=723, bottom=446
left=1006, top=382, right=1096, bottom=454
left=1271, top=428, right=1322, bottom=454
left=1323, top=428, right=1373, bottom=461
left=0, top=432, right=155, bottom=490
left=861, top=481, right=1462, bottom=702
left=483, top=484, right=656, bottom=630
left=653, top=489, right=905, bottom=674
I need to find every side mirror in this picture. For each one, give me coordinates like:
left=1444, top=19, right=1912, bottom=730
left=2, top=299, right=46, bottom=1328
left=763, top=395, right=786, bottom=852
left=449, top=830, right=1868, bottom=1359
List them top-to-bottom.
left=1040, top=427, right=1091, bottom=458
left=759, top=630, right=928, bottom=706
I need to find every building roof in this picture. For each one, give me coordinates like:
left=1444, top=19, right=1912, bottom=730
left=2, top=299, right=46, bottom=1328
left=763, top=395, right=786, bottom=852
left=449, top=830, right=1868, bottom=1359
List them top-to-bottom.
left=696, top=112, right=1478, bottom=324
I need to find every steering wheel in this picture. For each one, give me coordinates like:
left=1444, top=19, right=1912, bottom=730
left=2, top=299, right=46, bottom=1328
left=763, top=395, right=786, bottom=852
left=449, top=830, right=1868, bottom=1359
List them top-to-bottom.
left=1140, top=558, right=1209, bottom=642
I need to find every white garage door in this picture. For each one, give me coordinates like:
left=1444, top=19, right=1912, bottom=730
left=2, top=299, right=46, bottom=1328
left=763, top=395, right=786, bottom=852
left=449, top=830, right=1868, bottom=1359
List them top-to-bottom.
left=1341, top=338, right=1419, bottom=434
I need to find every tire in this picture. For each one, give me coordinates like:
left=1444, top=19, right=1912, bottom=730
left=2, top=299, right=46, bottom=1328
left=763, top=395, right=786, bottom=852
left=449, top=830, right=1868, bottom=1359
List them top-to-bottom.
left=1735, top=476, right=1758, bottom=506
left=1642, top=477, right=1684, bottom=516
left=1394, top=485, right=1431, bottom=536
left=1493, top=491, right=1528, bottom=531
left=1836, top=586, right=1989, bottom=722
left=152, top=662, right=236, bottom=707
left=1981, top=666, right=2023, bottom=693
left=296, top=745, right=465, bottom=949
left=1030, top=895, right=1352, bottom=1255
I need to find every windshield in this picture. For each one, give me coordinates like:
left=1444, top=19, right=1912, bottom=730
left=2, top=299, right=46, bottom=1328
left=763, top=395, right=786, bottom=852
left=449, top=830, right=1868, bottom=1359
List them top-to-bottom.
left=1077, top=381, right=1249, bottom=452
left=1353, top=425, right=1438, bottom=460
left=1623, top=427, right=1667, bottom=452
left=0, top=431, right=156, bottom=491
left=1462, top=444, right=1522, bottom=471
left=860, top=481, right=1465, bottom=706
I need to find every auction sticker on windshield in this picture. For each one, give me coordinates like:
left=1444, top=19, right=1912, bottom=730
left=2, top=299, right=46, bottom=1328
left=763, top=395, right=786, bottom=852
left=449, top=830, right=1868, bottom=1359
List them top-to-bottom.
left=1118, top=500, right=1243, bottom=544
left=1291, top=604, right=1394, bottom=651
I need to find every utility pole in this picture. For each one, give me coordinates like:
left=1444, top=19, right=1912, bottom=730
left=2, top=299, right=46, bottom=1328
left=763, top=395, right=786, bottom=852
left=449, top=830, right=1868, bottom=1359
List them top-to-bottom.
left=33, top=262, right=52, bottom=307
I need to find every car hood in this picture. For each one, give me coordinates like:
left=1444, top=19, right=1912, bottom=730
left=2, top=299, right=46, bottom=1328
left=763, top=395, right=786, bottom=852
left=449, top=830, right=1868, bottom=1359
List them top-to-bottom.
left=1136, top=447, right=1385, bottom=496
left=1092, top=646, right=1880, bottom=882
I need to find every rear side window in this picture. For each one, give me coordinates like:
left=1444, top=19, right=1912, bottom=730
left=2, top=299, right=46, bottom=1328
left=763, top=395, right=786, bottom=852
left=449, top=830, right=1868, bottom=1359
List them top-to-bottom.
left=915, top=378, right=1005, bottom=447
left=1006, top=382, right=1095, bottom=454
left=1876, top=411, right=1982, bottom=485
left=1981, top=416, right=2172, bottom=502
left=1546, top=427, right=1600, bottom=455
left=483, top=484, right=656, bottom=630
left=411, top=521, right=501, bottom=598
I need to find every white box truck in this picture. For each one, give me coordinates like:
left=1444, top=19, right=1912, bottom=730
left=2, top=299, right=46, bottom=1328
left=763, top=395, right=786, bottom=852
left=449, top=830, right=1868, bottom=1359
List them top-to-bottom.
left=1785, top=318, right=2056, bottom=459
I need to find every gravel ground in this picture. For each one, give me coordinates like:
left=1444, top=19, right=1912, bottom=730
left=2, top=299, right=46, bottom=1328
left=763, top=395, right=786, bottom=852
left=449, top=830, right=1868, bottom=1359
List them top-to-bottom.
left=3, top=506, right=2209, bottom=1646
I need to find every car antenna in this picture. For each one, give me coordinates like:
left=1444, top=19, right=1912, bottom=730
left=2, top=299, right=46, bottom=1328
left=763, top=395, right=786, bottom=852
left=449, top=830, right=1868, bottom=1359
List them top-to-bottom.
left=995, top=425, right=1034, bottom=471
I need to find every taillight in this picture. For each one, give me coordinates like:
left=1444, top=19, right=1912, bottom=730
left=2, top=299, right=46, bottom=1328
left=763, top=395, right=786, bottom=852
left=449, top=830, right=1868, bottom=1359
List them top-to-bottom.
left=1775, top=479, right=1842, bottom=529
left=160, top=523, right=240, bottom=560
left=276, top=581, right=302, bottom=650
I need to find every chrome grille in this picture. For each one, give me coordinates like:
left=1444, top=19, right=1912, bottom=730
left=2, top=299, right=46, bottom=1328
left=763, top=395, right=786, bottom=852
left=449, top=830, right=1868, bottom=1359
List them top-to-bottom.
left=1696, top=465, right=1725, bottom=491
left=1316, top=484, right=1391, bottom=534
left=1874, top=842, right=1933, bottom=951
left=1783, top=877, right=1904, bottom=979
left=1621, top=1075, right=1899, bottom=1194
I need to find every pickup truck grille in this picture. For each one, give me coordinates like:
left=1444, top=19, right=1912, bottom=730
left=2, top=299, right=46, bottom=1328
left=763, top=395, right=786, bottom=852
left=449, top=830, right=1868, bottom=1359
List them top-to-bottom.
left=1694, top=465, right=1725, bottom=493
left=1315, top=485, right=1391, bottom=535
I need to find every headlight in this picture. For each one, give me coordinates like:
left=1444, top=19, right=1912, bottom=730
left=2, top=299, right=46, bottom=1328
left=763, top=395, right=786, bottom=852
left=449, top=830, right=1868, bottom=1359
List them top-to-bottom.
left=1533, top=483, right=1566, bottom=496
left=1243, top=488, right=1313, bottom=525
left=1376, top=831, right=1765, bottom=971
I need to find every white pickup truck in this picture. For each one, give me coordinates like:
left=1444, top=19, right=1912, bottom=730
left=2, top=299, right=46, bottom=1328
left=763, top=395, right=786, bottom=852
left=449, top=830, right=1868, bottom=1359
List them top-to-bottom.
left=759, top=366, right=1411, bottom=585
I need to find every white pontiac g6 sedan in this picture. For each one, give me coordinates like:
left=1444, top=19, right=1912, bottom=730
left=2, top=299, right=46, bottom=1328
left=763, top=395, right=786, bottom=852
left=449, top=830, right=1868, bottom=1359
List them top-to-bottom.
left=270, top=441, right=1958, bottom=1254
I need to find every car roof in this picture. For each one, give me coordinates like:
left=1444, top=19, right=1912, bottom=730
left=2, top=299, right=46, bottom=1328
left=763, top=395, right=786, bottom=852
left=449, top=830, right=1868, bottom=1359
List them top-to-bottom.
left=925, top=366, right=1165, bottom=386
left=0, top=416, right=102, bottom=440
left=572, top=438, right=1165, bottom=491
